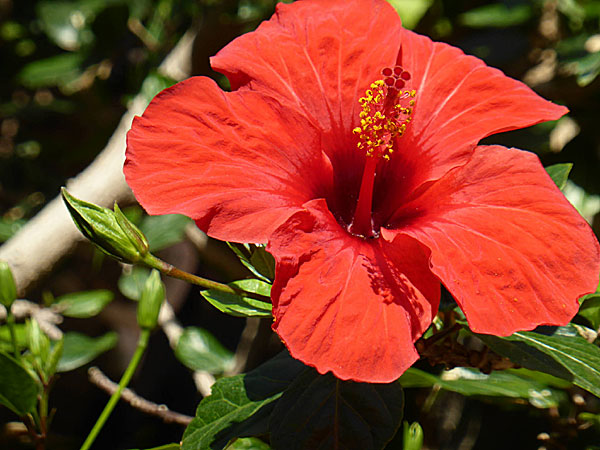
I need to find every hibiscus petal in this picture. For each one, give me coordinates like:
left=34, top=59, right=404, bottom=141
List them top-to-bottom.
left=211, top=0, right=402, bottom=137
left=400, top=29, right=568, bottom=183
left=125, top=77, right=333, bottom=243
left=391, top=145, right=600, bottom=335
left=268, top=199, right=440, bottom=383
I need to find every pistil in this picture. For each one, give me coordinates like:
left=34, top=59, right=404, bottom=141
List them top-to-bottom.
left=348, top=66, right=415, bottom=238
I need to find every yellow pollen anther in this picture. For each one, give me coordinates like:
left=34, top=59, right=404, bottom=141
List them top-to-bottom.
left=353, top=70, right=416, bottom=161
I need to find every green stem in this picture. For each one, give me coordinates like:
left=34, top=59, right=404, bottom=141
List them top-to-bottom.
left=144, top=254, right=268, bottom=300
left=6, top=310, right=19, bottom=359
left=79, top=329, right=150, bottom=450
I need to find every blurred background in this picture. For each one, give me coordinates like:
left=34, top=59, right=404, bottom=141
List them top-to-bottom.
left=1, top=0, right=600, bottom=449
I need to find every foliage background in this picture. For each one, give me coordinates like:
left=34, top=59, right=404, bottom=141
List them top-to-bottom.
left=1, top=0, right=600, bottom=449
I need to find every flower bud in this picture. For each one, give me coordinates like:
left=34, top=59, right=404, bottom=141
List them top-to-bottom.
left=61, top=188, right=149, bottom=264
left=0, top=260, right=17, bottom=308
left=137, top=269, right=165, bottom=330
left=403, top=421, right=424, bottom=450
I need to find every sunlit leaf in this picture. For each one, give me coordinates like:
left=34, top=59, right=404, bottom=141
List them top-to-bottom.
left=386, top=0, right=433, bottom=29
left=545, top=163, right=572, bottom=190
left=201, top=280, right=272, bottom=318
left=175, top=327, right=234, bottom=374
left=399, top=367, right=566, bottom=408
left=225, top=437, right=271, bottom=450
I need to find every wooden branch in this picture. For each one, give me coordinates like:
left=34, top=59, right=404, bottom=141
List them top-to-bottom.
left=0, top=30, right=196, bottom=296
left=88, top=366, right=193, bottom=426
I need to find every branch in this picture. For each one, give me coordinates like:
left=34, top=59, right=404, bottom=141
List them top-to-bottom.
left=0, top=30, right=196, bottom=296
left=88, top=366, right=193, bottom=426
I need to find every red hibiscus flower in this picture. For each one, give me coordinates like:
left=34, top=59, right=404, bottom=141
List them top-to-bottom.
left=125, top=0, right=600, bottom=382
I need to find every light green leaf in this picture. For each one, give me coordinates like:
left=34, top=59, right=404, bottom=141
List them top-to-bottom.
left=387, top=0, right=433, bottom=29
left=545, top=163, right=573, bottom=190
left=139, top=214, right=192, bottom=252
left=118, top=266, right=152, bottom=301
left=201, top=280, right=272, bottom=318
left=54, top=289, right=113, bottom=318
left=578, top=294, right=600, bottom=330
left=484, top=326, right=600, bottom=398
left=175, top=327, right=234, bottom=374
left=57, top=331, right=117, bottom=372
left=0, top=351, right=39, bottom=415
left=399, top=367, right=565, bottom=408
left=226, top=438, right=271, bottom=450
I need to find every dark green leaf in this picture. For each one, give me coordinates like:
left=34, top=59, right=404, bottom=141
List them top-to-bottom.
left=460, top=3, right=532, bottom=28
left=545, top=163, right=573, bottom=190
left=139, top=214, right=192, bottom=252
left=119, top=266, right=152, bottom=301
left=201, top=280, right=272, bottom=318
left=54, top=289, right=114, bottom=318
left=485, top=326, right=600, bottom=398
left=175, top=327, right=234, bottom=374
left=57, top=331, right=117, bottom=372
left=0, top=351, right=39, bottom=415
left=182, top=352, right=305, bottom=450
left=399, top=367, right=565, bottom=408
left=270, top=370, right=404, bottom=450
left=226, top=437, right=271, bottom=450
left=126, top=445, right=181, bottom=450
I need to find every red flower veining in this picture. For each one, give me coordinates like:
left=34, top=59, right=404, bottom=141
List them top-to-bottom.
left=125, top=0, right=600, bottom=382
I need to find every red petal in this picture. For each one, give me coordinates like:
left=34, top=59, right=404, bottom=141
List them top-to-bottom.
left=211, top=0, right=402, bottom=138
left=375, top=31, right=568, bottom=221
left=125, top=77, right=332, bottom=243
left=391, top=146, right=600, bottom=335
left=268, top=199, right=440, bottom=382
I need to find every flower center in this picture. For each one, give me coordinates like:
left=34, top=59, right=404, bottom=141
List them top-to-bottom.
left=349, top=66, right=415, bottom=238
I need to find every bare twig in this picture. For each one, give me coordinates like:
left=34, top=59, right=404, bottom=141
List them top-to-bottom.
left=0, top=30, right=196, bottom=296
left=88, top=366, right=193, bottom=426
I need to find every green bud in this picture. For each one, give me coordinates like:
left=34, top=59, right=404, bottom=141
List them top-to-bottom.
left=61, top=188, right=149, bottom=264
left=0, top=260, right=17, bottom=308
left=137, top=269, right=165, bottom=330
left=45, top=337, right=64, bottom=377
left=402, top=421, right=424, bottom=450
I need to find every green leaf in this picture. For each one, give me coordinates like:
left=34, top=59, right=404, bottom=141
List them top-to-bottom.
left=386, top=0, right=433, bottom=29
left=460, top=3, right=532, bottom=28
left=18, top=53, right=84, bottom=88
left=545, top=163, right=573, bottom=190
left=139, top=214, right=192, bottom=252
left=227, top=244, right=274, bottom=282
left=119, top=266, right=152, bottom=301
left=201, top=280, right=272, bottom=318
left=54, top=289, right=114, bottom=318
left=578, top=295, right=600, bottom=330
left=0, top=324, right=28, bottom=352
left=484, top=326, right=600, bottom=398
left=175, top=327, right=234, bottom=374
left=57, top=331, right=117, bottom=372
left=0, top=351, right=39, bottom=415
left=182, top=352, right=305, bottom=450
left=399, top=367, right=565, bottom=408
left=270, top=370, right=404, bottom=450
left=226, top=437, right=271, bottom=450
left=126, top=445, right=181, bottom=450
